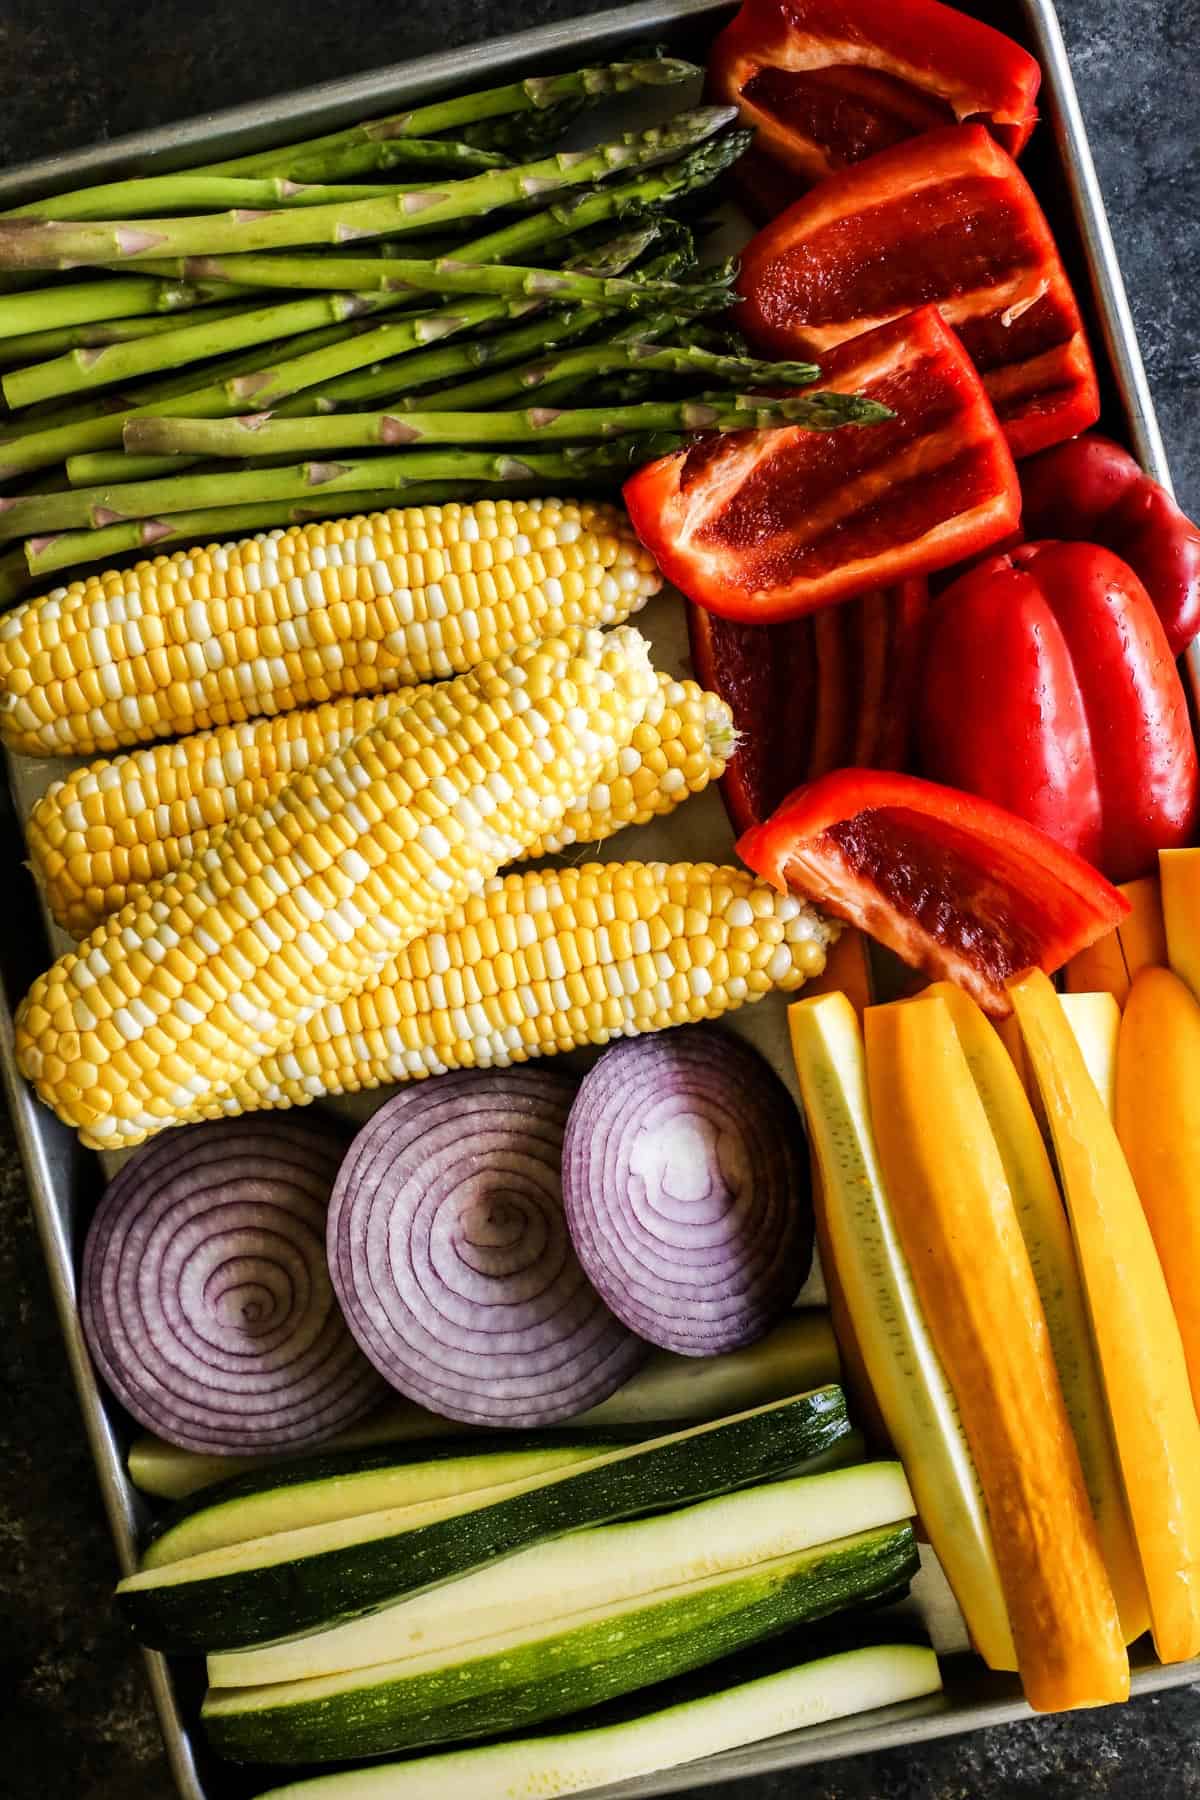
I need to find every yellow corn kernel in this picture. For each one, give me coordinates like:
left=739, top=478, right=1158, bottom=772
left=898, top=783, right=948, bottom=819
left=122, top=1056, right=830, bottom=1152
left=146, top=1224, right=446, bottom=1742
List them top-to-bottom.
left=0, top=499, right=662, bottom=757
left=15, top=627, right=656, bottom=1148
left=28, top=676, right=735, bottom=937
left=203, top=861, right=836, bottom=1120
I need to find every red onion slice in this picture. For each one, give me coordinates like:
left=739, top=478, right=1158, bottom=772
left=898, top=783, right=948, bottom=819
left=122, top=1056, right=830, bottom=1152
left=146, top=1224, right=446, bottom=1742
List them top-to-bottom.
left=562, top=1029, right=813, bottom=1355
left=327, top=1069, right=648, bottom=1427
left=81, top=1116, right=387, bottom=1455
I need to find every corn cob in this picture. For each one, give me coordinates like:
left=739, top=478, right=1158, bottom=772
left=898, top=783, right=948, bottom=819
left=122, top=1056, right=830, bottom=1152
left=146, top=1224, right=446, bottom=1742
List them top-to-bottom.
left=0, top=498, right=661, bottom=757
left=15, top=626, right=657, bottom=1148
left=30, top=674, right=735, bottom=937
left=206, top=861, right=838, bottom=1119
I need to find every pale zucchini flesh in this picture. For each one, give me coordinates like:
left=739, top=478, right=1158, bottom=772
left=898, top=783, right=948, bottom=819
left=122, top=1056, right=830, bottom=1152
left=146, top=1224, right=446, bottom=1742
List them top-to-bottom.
left=788, top=995, right=1017, bottom=1671
left=127, top=1314, right=841, bottom=1502
left=120, top=1388, right=852, bottom=1653
left=144, top=1435, right=624, bottom=1569
left=208, top=1458, right=910, bottom=1689
left=202, top=1519, right=920, bottom=1764
left=253, top=1637, right=941, bottom=1800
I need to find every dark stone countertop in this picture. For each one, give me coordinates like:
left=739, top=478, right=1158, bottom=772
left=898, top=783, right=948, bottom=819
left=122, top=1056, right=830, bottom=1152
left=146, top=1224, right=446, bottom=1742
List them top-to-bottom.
left=1, top=0, right=1197, bottom=1794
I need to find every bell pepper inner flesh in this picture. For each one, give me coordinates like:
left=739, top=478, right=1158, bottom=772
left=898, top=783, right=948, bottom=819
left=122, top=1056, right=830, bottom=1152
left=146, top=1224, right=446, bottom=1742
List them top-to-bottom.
left=708, top=0, right=1041, bottom=186
left=735, top=125, right=1099, bottom=459
left=624, top=305, right=1020, bottom=623
left=738, top=769, right=1130, bottom=1016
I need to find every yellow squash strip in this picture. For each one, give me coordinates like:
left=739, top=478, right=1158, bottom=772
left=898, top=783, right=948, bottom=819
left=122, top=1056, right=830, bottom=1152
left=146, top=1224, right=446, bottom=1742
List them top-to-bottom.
left=0, top=498, right=661, bottom=756
left=15, top=628, right=656, bottom=1146
left=29, top=672, right=734, bottom=937
left=1160, top=847, right=1200, bottom=1000
left=1116, top=876, right=1166, bottom=978
left=794, top=928, right=873, bottom=1017
left=1062, top=928, right=1130, bottom=1005
left=1116, top=966, right=1200, bottom=1418
left=1010, top=967, right=1200, bottom=1666
left=915, top=982, right=1146, bottom=1644
left=788, top=992, right=1016, bottom=1672
left=1058, top=992, right=1121, bottom=1117
left=864, top=996, right=1127, bottom=1712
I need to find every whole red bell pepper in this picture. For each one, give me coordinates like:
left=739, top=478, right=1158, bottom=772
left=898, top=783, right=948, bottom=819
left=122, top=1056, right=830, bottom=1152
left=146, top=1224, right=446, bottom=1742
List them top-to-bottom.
left=708, top=0, right=1040, bottom=186
left=735, top=124, right=1100, bottom=459
left=623, top=305, right=1020, bottom=623
left=1020, top=434, right=1200, bottom=655
left=919, top=541, right=1199, bottom=883
left=737, top=767, right=1129, bottom=1016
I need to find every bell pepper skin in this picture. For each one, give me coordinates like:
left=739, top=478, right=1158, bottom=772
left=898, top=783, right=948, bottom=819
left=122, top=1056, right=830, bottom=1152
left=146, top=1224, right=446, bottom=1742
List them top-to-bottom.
left=708, top=0, right=1040, bottom=187
left=735, top=125, right=1100, bottom=460
left=624, top=305, right=1020, bottom=623
left=1020, top=434, right=1200, bottom=655
left=919, top=541, right=1199, bottom=884
left=687, top=577, right=929, bottom=836
left=738, top=767, right=1129, bottom=1016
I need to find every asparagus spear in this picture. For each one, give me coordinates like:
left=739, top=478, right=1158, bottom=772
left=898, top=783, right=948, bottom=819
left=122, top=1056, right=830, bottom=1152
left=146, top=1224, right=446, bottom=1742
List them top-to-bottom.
left=203, top=59, right=699, bottom=176
left=459, top=100, right=585, bottom=158
left=0, top=108, right=736, bottom=270
left=2, top=171, right=493, bottom=225
left=106, top=251, right=737, bottom=316
left=0, top=275, right=258, bottom=339
left=2, top=287, right=418, bottom=409
left=0, top=301, right=268, bottom=367
left=128, top=391, right=887, bottom=461
left=0, top=439, right=686, bottom=534
left=23, top=482, right=548, bottom=580
left=0, top=543, right=31, bottom=605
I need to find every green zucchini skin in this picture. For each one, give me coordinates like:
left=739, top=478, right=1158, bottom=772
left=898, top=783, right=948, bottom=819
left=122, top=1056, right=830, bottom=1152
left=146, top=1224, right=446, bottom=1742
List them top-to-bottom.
left=120, top=1387, right=851, bottom=1654
left=143, top=1431, right=633, bottom=1566
left=204, top=1521, right=919, bottom=1764
left=250, top=1631, right=940, bottom=1800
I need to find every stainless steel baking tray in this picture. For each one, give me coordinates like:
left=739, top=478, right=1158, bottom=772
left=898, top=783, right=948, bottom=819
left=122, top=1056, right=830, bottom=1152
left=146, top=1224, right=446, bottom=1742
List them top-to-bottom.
left=0, top=1, right=1189, bottom=1794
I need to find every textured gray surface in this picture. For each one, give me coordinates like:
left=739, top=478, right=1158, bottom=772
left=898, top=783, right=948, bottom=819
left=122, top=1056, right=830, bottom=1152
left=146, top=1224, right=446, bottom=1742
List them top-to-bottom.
left=1, top=0, right=1198, bottom=1795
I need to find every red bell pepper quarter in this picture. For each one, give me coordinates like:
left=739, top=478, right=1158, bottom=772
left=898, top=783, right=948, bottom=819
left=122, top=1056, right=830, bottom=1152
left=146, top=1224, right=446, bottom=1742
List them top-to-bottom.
left=708, top=0, right=1040, bottom=186
left=735, top=124, right=1100, bottom=459
left=624, top=305, right=1020, bottom=623
left=1020, top=433, right=1200, bottom=655
left=919, top=541, right=1199, bottom=884
left=687, top=578, right=929, bottom=835
left=737, top=767, right=1129, bottom=1016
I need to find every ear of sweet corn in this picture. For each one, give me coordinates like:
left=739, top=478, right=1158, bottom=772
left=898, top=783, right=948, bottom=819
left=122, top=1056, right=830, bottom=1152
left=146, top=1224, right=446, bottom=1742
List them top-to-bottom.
left=0, top=498, right=661, bottom=757
left=15, top=626, right=657, bottom=1148
left=29, top=674, right=736, bottom=937
left=197, top=861, right=836, bottom=1120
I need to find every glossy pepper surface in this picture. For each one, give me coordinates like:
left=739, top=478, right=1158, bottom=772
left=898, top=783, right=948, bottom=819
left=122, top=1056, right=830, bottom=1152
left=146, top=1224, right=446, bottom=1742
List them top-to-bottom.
left=708, top=0, right=1040, bottom=186
left=735, top=125, right=1100, bottom=459
left=623, top=305, right=1019, bottom=623
left=1020, top=434, right=1200, bottom=655
left=919, top=541, right=1199, bottom=883
left=738, top=767, right=1129, bottom=1016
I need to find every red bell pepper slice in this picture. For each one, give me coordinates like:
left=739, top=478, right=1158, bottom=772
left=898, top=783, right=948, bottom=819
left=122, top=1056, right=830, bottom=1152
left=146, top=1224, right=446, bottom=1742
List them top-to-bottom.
left=708, top=0, right=1040, bottom=186
left=735, top=124, right=1100, bottom=460
left=624, top=305, right=1019, bottom=622
left=1020, top=434, right=1200, bottom=655
left=917, top=540, right=1199, bottom=884
left=687, top=577, right=929, bottom=835
left=737, top=768, right=1129, bottom=1016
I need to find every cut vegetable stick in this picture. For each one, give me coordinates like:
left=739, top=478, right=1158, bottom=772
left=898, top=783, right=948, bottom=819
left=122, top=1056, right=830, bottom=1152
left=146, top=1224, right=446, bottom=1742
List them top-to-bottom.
left=1160, top=848, right=1200, bottom=1001
left=1117, top=875, right=1167, bottom=978
left=1062, top=927, right=1130, bottom=1005
left=797, top=928, right=874, bottom=1017
left=1116, top=966, right=1200, bottom=1418
left=1010, top=967, right=1200, bottom=1665
left=917, top=982, right=1146, bottom=1644
left=1059, top=992, right=1121, bottom=1118
left=788, top=993, right=1016, bottom=1672
left=864, top=995, right=1128, bottom=1711
left=993, top=1014, right=1034, bottom=1100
